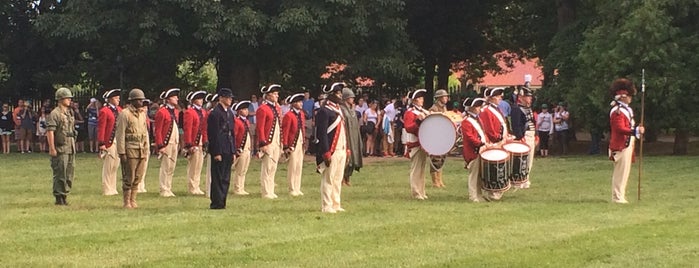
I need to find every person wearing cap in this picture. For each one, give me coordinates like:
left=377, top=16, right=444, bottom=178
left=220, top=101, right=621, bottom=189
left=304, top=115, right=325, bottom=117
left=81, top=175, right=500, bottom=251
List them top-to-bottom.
left=608, top=78, right=644, bottom=204
left=256, top=84, right=283, bottom=199
left=510, top=86, right=537, bottom=189
left=47, top=87, right=76, bottom=205
left=340, top=87, right=363, bottom=186
left=480, top=87, right=510, bottom=146
left=115, top=88, right=150, bottom=208
left=154, top=88, right=181, bottom=197
left=207, top=88, right=236, bottom=209
left=315, top=88, right=349, bottom=213
left=97, top=89, right=122, bottom=196
left=403, top=89, right=432, bottom=200
left=427, top=89, right=450, bottom=188
left=182, top=91, right=209, bottom=195
left=282, top=93, right=306, bottom=196
left=461, top=97, right=490, bottom=202
left=86, top=98, right=101, bottom=153
left=137, top=98, right=152, bottom=193
left=232, top=100, right=253, bottom=195
left=553, top=101, right=570, bottom=154
left=536, top=103, right=553, bottom=157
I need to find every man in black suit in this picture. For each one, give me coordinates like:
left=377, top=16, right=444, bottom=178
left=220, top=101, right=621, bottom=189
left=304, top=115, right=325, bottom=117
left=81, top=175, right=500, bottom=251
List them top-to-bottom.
left=207, top=88, right=236, bottom=209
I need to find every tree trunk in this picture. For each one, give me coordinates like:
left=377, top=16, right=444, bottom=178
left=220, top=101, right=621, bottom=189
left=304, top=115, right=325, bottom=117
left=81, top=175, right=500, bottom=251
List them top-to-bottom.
left=556, top=0, right=576, bottom=29
left=216, top=53, right=260, bottom=100
left=423, top=56, right=435, bottom=107
left=424, top=57, right=435, bottom=92
left=436, top=57, right=450, bottom=92
left=673, top=128, right=689, bottom=155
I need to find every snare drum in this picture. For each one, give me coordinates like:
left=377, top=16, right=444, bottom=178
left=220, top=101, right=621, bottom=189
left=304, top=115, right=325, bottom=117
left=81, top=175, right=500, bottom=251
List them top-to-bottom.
left=418, top=114, right=457, bottom=156
left=503, top=141, right=531, bottom=185
left=479, top=148, right=511, bottom=192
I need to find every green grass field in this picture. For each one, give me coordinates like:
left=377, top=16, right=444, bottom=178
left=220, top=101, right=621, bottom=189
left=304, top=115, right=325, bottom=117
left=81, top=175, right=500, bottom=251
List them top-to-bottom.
left=0, top=153, right=697, bottom=267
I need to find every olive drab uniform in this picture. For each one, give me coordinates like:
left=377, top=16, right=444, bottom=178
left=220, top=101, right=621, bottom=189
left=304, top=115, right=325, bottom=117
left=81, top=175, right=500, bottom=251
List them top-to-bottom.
left=46, top=105, right=76, bottom=203
left=116, top=105, right=150, bottom=208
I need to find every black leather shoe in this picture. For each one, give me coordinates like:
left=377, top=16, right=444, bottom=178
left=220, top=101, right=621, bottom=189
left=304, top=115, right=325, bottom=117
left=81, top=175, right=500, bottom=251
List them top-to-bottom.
left=61, top=195, right=68, bottom=206
left=55, top=196, right=62, bottom=205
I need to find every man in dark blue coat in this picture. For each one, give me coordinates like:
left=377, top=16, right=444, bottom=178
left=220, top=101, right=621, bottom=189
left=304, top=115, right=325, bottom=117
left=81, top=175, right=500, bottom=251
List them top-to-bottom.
left=509, top=86, right=536, bottom=189
left=207, top=88, right=236, bottom=209
left=315, top=90, right=348, bottom=213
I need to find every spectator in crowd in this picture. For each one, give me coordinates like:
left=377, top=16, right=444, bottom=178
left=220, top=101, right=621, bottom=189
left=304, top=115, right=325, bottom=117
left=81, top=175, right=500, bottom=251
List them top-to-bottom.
left=302, top=91, right=315, bottom=153
left=248, top=94, right=259, bottom=155
left=355, top=97, right=368, bottom=116
left=86, top=98, right=100, bottom=153
left=382, top=98, right=397, bottom=157
left=12, top=99, right=24, bottom=152
left=393, top=99, right=405, bottom=156
left=18, top=100, right=37, bottom=153
left=362, top=100, right=379, bottom=157
left=72, top=101, right=86, bottom=153
left=553, top=102, right=570, bottom=155
left=0, top=103, right=14, bottom=154
left=536, top=103, right=553, bottom=157
left=36, top=107, right=49, bottom=152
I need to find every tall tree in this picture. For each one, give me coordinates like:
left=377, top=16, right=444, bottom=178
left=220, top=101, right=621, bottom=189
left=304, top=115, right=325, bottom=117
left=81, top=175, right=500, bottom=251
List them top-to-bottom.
left=548, top=0, right=699, bottom=154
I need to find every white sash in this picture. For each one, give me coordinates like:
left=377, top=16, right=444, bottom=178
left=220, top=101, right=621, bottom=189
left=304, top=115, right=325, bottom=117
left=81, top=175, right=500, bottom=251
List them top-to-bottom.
left=487, top=105, right=508, bottom=136
left=466, top=117, right=486, bottom=144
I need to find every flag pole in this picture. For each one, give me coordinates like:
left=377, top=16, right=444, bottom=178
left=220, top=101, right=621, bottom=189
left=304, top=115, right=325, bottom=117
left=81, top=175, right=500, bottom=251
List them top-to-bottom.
left=638, top=69, right=645, bottom=201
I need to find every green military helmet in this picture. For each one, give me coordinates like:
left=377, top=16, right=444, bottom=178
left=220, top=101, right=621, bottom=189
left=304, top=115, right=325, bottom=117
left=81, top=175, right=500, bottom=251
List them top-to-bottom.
left=55, top=87, right=73, bottom=100
left=128, top=88, right=146, bottom=100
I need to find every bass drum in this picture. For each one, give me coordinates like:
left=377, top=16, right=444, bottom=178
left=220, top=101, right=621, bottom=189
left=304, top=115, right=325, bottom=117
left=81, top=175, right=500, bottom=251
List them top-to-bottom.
left=418, top=114, right=457, bottom=156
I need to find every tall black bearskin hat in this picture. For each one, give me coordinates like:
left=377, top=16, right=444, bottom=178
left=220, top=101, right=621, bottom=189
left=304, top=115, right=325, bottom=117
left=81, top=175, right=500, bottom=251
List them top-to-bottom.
left=609, top=78, right=637, bottom=98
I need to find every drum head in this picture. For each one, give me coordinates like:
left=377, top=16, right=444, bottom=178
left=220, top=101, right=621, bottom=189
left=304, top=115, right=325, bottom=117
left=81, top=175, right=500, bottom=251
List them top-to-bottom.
left=418, top=114, right=456, bottom=155
left=503, top=142, right=530, bottom=154
left=480, top=149, right=509, bottom=161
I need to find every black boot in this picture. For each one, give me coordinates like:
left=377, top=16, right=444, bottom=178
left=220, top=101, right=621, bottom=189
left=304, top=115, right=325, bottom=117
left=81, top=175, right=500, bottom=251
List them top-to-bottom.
left=60, top=195, right=68, bottom=206
left=55, top=196, right=62, bottom=205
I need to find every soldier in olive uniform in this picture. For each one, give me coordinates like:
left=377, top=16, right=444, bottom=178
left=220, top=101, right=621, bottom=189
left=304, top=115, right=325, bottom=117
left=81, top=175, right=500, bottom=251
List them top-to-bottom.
left=46, top=87, right=76, bottom=206
left=115, top=89, right=150, bottom=209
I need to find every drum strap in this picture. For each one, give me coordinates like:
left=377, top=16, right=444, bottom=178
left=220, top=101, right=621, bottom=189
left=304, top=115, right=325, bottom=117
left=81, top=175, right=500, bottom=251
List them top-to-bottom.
left=488, top=105, right=508, bottom=137
left=466, top=117, right=486, bottom=144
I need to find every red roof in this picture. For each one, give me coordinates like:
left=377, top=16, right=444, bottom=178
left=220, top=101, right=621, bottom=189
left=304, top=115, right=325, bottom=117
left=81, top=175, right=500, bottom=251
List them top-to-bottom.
left=479, top=58, right=543, bottom=87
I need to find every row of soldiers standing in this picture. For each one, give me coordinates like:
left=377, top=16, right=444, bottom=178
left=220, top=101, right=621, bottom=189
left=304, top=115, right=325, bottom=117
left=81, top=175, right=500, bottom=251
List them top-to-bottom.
left=48, top=83, right=361, bottom=213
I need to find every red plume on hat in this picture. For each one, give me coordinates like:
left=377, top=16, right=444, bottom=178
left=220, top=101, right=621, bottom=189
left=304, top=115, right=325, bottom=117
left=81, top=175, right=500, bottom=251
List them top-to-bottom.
left=609, top=78, right=637, bottom=97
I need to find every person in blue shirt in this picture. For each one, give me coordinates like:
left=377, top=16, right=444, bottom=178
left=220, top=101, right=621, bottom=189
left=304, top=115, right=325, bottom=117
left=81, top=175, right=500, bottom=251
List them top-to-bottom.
left=302, top=91, right=315, bottom=152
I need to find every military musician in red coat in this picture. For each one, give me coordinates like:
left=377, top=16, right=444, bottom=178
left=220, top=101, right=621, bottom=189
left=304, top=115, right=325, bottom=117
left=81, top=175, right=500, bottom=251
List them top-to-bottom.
left=608, top=78, right=644, bottom=204
left=256, top=84, right=283, bottom=199
left=480, top=87, right=510, bottom=145
left=154, top=88, right=180, bottom=197
left=97, top=89, right=122, bottom=196
left=403, top=89, right=431, bottom=200
left=183, top=90, right=208, bottom=195
left=282, top=93, right=306, bottom=197
left=460, top=97, right=490, bottom=202
left=232, top=100, right=253, bottom=195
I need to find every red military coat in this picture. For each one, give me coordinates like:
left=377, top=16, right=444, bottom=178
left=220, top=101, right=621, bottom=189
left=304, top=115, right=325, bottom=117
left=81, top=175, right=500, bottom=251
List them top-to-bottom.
left=255, top=101, right=282, bottom=147
left=609, top=102, right=637, bottom=152
left=97, top=104, right=122, bottom=148
left=480, top=104, right=507, bottom=143
left=154, top=105, right=179, bottom=149
left=183, top=106, right=208, bottom=148
left=403, top=106, right=427, bottom=149
left=281, top=109, right=306, bottom=150
left=461, top=114, right=488, bottom=164
left=233, top=115, right=251, bottom=154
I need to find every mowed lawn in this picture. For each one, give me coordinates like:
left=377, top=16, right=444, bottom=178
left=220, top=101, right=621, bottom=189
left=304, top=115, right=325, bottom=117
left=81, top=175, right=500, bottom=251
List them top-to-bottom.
left=0, top=153, right=697, bottom=267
